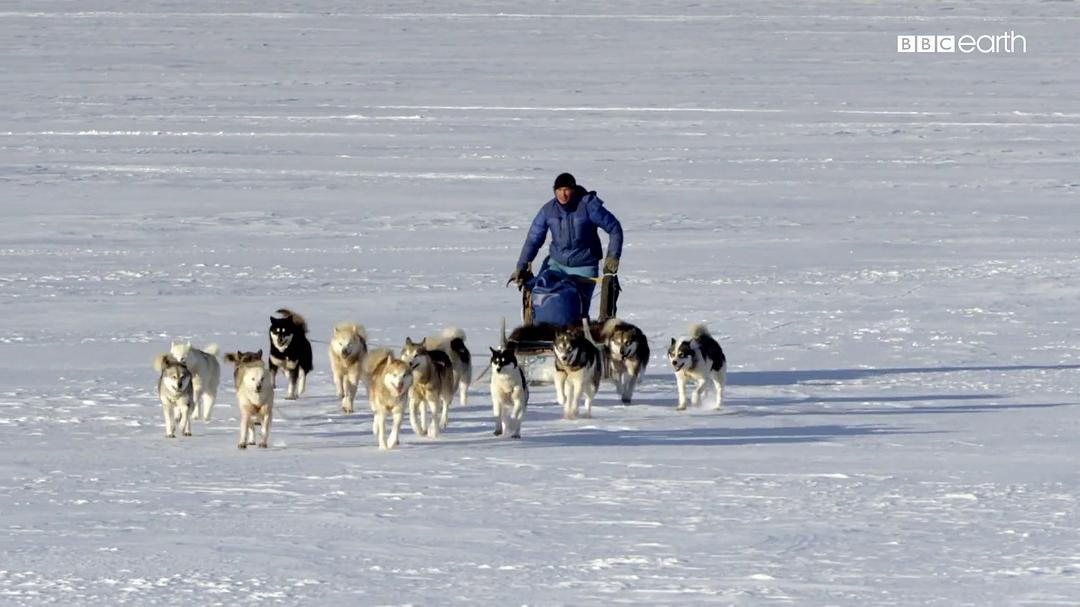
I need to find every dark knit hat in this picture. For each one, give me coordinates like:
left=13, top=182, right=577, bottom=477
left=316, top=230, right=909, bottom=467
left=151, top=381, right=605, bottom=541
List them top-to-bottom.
left=553, top=172, right=576, bottom=190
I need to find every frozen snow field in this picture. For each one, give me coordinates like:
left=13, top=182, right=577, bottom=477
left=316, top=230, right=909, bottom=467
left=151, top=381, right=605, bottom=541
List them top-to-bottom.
left=1, top=2, right=1079, bottom=604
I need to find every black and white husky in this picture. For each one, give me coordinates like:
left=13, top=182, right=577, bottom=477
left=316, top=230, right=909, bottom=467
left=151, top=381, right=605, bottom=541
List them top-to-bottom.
left=268, top=308, right=313, bottom=400
left=600, top=318, right=650, bottom=404
left=328, top=322, right=368, bottom=414
left=667, top=324, right=727, bottom=411
left=552, top=325, right=603, bottom=419
left=422, top=327, right=473, bottom=407
left=401, top=337, right=456, bottom=438
left=168, top=342, right=220, bottom=421
left=489, top=346, right=528, bottom=439
left=153, top=354, right=195, bottom=439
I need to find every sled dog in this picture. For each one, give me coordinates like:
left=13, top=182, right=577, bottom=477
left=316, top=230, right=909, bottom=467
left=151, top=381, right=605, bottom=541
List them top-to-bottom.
left=269, top=308, right=313, bottom=400
left=600, top=318, right=650, bottom=405
left=328, top=322, right=368, bottom=414
left=667, top=324, right=727, bottom=410
left=552, top=325, right=603, bottom=419
left=422, top=327, right=473, bottom=407
left=401, top=337, right=455, bottom=437
left=169, top=342, right=221, bottom=421
left=489, top=346, right=529, bottom=438
left=364, top=348, right=413, bottom=450
left=225, top=351, right=274, bottom=449
left=154, top=354, right=195, bottom=439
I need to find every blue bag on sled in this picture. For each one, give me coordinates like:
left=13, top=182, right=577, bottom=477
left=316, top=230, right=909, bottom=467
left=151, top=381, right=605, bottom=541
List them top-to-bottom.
left=528, top=269, right=585, bottom=327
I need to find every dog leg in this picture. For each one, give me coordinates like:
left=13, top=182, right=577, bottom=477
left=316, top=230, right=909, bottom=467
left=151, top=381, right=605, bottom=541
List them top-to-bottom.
left=332, top=364, right=344, bottom=399
left=287, top=368, right=299, bottom=400
left=297, top=368, right=307, bottom=397
left=713, top=369, right=726, bottom=410
left=554, top=370, right=567, bottom=408
left=675, top=373, right=688, bottom=411
left=692, top=377, right=707, bottom=408
left=458, top=380, right=468, bottom=407
left=566, top=383, right=580, bottom=420
left=582, top=385, right=595, bottom=419
left=511, top=390, right=526, bottom=438
left=201, top=391, right=216, bottom=421
left=439, top=394, right=450, bottom=430
left=492, top=394, right=504, bottom=436
left=408, top=396, right=425, bottom=436
left=426, top=397, right=441, bottom=438
left=181, top=402, right=193, bottom=437
left=163, top=403, right=175, bottom=438
left=389, top=408, right=403, bottom=449
left=237, top=410, right=250, bottom=449
left=374, top=410, right=388, bottom=450
left=259, top=411, right=271, bottom=448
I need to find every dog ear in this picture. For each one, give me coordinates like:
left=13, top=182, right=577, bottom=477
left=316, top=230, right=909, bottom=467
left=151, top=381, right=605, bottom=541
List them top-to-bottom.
left=670, top=337, right=676, bottom=346
left=489, top=346, right=497, bottom=355
left=255, top=349, right=263, bottom=358
left=225, top=352, right=237, bottom=363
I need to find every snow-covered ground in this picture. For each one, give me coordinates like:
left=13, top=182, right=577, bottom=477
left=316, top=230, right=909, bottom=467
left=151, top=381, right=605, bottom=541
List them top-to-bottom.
left=2, top=1, right=1079, bottom=604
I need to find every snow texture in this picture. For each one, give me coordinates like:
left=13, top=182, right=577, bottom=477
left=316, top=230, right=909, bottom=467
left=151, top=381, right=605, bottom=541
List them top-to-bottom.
left=2, top=1, right=1079, bottom=604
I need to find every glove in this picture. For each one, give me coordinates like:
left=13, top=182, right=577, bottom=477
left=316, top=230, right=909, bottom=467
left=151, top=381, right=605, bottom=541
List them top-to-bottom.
left=603, top=257, right=619, bottom=275
left=507, top=265, right=533, bottom=289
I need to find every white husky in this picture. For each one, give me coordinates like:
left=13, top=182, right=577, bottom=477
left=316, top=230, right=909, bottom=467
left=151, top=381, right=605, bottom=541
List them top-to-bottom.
left=328, top=322, right=368, bottom=414
left=667, top=324, right=728, bottom=411
left=422, top=327, right=473, bottom=407
left=169, top=342, right=221, bottom=421
left=489, top=346, right=528, bottom=439
left=364, top=349, right=413, bottom=450
left=225, top=351, right=274, bottom=449
left=153, top=354, right=195, bottom=439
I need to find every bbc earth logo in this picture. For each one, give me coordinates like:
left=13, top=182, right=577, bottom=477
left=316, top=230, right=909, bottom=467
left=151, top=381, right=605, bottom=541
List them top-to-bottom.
left=897, top=32, right=1026, bottom=54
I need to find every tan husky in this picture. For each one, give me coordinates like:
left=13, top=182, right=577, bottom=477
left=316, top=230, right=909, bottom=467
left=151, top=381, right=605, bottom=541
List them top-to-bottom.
left=363, top=349, right=413, bottom=450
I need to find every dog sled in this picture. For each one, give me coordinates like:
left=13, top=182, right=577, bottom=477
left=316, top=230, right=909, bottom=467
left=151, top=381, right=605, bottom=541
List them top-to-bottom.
left=501, top=267, right=621, bottom=384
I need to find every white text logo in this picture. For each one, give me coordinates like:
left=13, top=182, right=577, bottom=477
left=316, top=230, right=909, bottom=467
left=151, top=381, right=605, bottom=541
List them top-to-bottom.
left=897, top=32, right=1026, bottom=54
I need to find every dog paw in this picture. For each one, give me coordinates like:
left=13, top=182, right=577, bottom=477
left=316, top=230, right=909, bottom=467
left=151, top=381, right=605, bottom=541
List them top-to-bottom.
left=621, top=397, right=632, bottom=405
left=493, top=428, right=503, bottom=436
left=183, top=431, right=192, bottom=437
left=165, top=433, right=175, bottom=439
left=511, top=433, right=521, bottom=439
left=258, top=442, right=268, bottom=448
left=237, top=443, right=247, bottom=449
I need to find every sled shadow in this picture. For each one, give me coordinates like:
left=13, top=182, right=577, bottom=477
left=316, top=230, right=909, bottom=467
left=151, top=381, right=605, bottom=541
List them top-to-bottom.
left=727, top=364, right=1080, bottom=387
left=518, top=423, right=930, bottom=449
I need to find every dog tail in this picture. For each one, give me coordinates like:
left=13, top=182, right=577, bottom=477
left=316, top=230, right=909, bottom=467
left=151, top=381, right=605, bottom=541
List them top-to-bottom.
left=275, top=308, right=308, bottom=333
left=600, top=317, right=623, bottom=340
left=580, top=318, right=600, bottom=347
left=335, top=322, right=367, bottom=341
left=689, top=323, right=711, bottom=339
left=440, top=326, right=466, bottom=342
left=203, top=343, right=220, bottom=357
left=363, top=348, right=393, bottom=383
left=153, top=353, right=171, bottom=373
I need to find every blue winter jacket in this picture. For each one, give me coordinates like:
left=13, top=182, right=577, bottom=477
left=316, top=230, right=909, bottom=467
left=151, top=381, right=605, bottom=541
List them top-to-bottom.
left=516, top=187, right=623, bottom=269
